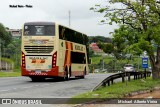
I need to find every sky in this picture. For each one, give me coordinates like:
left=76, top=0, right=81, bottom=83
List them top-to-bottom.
left=0, top=0, right=118, bottom=37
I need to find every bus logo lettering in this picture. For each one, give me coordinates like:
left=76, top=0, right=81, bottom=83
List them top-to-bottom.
left=75, top=45, right=83, bottom=51
left=29, top=57, right=47, bottom=63
left=29, top=57, right=47, bottom=59
left=31, top=59, right=45, bottom=63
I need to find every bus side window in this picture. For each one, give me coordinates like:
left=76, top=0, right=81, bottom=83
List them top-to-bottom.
left=59, top=26, right=65, bottom=40
left=59, top=26, right=62, bottom=39
left=62, top=28, right=65, bottom=39
left=65, top=28, right=70, bottom=41
left=70, top=29, right=74, bottom=42
left=71, top=52, right=86, bottom=64
left=83, top=55, right=86, bottom=64
left=88, top=58, right=92, bottom=64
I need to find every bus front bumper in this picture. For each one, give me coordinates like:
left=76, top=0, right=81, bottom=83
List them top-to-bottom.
left=21, top=66, right=64, bottom=77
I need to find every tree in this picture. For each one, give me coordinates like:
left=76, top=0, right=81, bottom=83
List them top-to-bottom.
left=91, top=0, right=160, bottom=79
left=0, top=23, right=12, bottom=51
left=88, top=36, right=112, bottom=43
left=5, top=39, right=21, bottom=68
left=97, top=42, right=114, bottom=54
left=89, top=47, right=94, bottom=57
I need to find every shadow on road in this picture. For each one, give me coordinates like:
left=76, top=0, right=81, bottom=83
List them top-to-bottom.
left=27, top=77, right=85, bottom=83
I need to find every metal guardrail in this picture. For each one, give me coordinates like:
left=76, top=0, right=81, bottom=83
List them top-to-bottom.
left=92, top=71, right=151, bottom=91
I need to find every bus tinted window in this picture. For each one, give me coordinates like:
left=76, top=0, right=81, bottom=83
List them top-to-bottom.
left=24, top=25, right=55, bottom=36
left=59, top=25, right=88, bottom=45
left=71, top=52, right=86, bottom=64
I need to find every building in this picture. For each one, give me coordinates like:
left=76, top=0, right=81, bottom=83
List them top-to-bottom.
left=6, top=29, right=22, bottom=39
left=90, top=43, right=103, bottom=55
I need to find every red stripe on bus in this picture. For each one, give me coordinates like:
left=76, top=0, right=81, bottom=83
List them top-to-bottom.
left=21, top=66, right=59, bottom=76
left=21, top=66, right=85, bottom=77
left=58, top=71, right=84, bottom=77
left=71, top=71, right=84, bottom=76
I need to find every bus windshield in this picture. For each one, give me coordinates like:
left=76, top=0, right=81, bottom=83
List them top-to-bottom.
left=24, top=25, right=55, bottom=36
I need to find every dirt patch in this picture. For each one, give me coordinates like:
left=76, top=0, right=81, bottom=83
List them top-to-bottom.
left=61, top=86, right=160, bottom=107
left=71, top=87, right=160, bottom=107
left=126, top=87, right=160, bottom=98
left=127, top=90, right=160, bottom=98
left=73, top=104, right=160, bottom=107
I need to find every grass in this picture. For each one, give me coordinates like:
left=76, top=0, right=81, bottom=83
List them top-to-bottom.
left=90, top=55, right=151, bottom=71
left=91, top=56, right=113, bottom=64
left=1, top=57, right=14, bottom=63
left=0, top=69, right=21, bottom=77
left=68, top=77, right=160, bottom=103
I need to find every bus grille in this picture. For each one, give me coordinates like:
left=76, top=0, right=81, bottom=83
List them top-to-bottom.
left=24, top=46, right=54, bottom=53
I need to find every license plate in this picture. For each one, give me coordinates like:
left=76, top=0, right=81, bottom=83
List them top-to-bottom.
left=35, top=70, right=41, bottom=73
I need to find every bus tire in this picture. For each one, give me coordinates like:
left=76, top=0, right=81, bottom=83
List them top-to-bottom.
left=69, top=66, right=71, bottom=77
left=64, top=67, right=69, bottom=81
left=76, top=68, right=86, bottom=79
left=81, top=69, right=86, bottom=79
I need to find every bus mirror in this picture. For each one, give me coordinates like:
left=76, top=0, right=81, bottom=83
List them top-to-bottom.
left=89, top=58, right=92, bottom=64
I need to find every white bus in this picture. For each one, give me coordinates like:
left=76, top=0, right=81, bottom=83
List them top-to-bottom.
left=21, top=22, right=89, bottom=81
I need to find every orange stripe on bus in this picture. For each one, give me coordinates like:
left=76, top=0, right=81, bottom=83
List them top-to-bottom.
left=64, top=42, right=72, bottom=67
left=65, top=42, right=72, bottom=50
left=64, top=50, right=68, bottom=66
left=31, top=59, right=36, bottom=63
left=40, top=59, right=45, bottom=63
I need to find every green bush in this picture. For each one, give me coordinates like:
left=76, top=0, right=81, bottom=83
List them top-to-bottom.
left=1, top=57, right=13, bottom=63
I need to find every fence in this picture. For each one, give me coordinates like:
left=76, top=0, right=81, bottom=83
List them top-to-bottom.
left=0, top=61, right=14, bottom=70
left=92, top=71, right=151, bottom=91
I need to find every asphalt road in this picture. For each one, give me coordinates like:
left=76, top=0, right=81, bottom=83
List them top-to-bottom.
left=0, top=73, right=115, bottom=107
left=0, top=73, right=116, bottom=98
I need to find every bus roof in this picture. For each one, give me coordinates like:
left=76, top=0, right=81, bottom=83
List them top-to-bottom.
left=24, top=21, right=87, bottom=36
left=24, top=22, right=55, bottom=25
left=58, top=23, right=87, bottom=36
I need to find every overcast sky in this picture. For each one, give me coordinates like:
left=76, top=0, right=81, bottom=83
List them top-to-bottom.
left=0, top=0, right=118, bottom=37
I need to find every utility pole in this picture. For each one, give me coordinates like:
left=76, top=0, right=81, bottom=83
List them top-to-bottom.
left=69, top=10, right=71, bottom=27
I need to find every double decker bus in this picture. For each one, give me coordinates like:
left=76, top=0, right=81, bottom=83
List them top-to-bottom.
left=21, top=22, right=89, bottom=81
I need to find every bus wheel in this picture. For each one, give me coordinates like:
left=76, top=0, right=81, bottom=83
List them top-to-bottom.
left=64, top=68, right=69, bottom=81
left=76, top=68, right=86, bottom=79
left=81, top=68, right=86, bottom=79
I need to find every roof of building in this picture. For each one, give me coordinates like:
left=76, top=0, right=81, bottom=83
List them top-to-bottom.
left=90, top=43, right=103, bottom=53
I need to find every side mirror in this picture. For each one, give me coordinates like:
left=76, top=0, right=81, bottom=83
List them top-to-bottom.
left=88, top=58, right=92, bottom=64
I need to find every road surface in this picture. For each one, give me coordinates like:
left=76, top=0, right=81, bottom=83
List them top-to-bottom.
left=0, top=73, right=115, bottom=107
left=0, top=73, right=115, bottom=98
